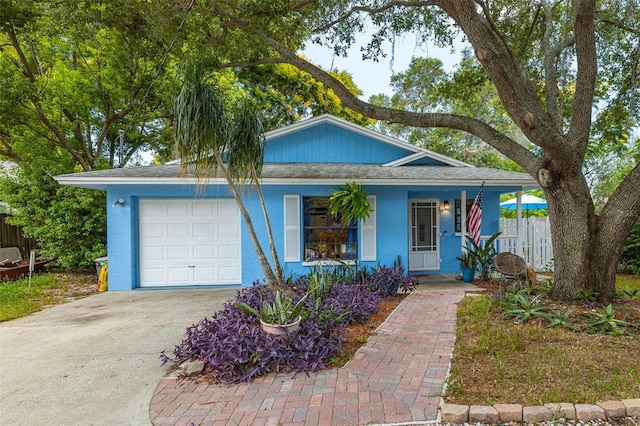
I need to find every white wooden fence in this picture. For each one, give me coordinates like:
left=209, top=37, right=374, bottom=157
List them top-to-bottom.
left=491, top=217, right=553, bottom=272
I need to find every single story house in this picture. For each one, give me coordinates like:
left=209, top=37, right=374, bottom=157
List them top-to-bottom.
left=55, top=114, right=536, bottom=290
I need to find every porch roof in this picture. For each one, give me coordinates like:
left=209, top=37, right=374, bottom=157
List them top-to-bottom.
left=55, top=162, right=537, bottom=190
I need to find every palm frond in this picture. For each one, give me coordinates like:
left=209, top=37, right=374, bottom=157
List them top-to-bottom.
left=175, top=60, right=227, bottom=181
left=227, top=99, right=266, bottom=185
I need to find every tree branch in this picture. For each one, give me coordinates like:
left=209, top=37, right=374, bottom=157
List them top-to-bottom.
left=433, top=0, right=572, bottom=161
left=542, top=0, right=561, bottom=126
left=567, top=0, right=597, bottom=156
left=310, top=1, right=437, bottom=34
left=206, top=4, right=547, bottom=175
left=599, top=17, right=640, bottom=37
left=6, top=26, right=91, bottom=171
left=220, top=45, right=541, bottom=175
left=62, top=108, right=94, bottom=166
left=0, top=133, right=22, bottom=163
left=598, top=161, right=640, bottom=246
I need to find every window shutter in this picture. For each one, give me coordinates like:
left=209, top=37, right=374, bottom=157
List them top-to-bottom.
left=284, top=195, right=300, bottom=262
left=360, top=196, right=376, bottom=261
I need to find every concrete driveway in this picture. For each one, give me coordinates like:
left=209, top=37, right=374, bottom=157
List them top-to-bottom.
left=0, top=288, right=238, bottom=426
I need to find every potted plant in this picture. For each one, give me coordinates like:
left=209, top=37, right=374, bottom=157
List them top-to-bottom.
left=329, top=182, right=372, bottom=226
left=464, top=232, right=501, bottom=280
left=457, top=251, right=478, bottom=283
left=236, top=290, right=308, bottom=335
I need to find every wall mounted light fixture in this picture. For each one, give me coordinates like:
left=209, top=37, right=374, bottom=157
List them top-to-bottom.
left=112, top=198, right=125, bottom=208
left=441, top=200, right=450, bottom=211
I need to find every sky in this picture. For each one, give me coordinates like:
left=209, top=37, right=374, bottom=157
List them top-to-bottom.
left=301, top=31, right=465, bottom=100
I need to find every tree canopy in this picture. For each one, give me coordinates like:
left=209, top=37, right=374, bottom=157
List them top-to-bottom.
left=0, top=0, right=179, bottom=169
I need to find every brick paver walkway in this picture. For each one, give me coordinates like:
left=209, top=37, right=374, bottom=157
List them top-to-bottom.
left=150, top=290, right=465, bottom=426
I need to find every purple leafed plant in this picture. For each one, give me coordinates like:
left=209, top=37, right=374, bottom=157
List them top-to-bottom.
left=365, top=265, right=418, bottom=297
left=164, top=278, right=381, bottom=383
left=311, top=281, right=380, bottom=324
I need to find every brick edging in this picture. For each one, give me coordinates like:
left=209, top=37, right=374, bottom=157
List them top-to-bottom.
left=441, top=399, right=640, bottom=423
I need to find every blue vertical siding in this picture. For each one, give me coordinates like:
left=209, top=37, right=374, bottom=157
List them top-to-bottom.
left=264, top=123, right=415, bottom=164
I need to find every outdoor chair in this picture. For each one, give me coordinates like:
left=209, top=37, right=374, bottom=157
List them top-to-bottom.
left=0, top=247, right=22, bottom=266
left=493, top=252, right=528, bottom=281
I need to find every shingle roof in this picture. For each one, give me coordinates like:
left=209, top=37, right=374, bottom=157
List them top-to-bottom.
left=55, top=162, right=537, bottom=190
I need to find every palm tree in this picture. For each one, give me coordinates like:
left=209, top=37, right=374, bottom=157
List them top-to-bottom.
left=174, top=61, right=288, bottom=294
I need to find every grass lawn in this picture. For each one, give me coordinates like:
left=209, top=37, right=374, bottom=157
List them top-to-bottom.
left=0, top=272, right=97, bottom=322
left=445, top=274, right=640, bottom=405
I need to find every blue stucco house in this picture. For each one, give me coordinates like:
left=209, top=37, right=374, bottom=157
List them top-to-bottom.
left=55, top=114, right=536, bottom=290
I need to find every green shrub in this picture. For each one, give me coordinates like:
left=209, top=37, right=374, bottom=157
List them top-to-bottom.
left=0, top=159, right=106, bottom=269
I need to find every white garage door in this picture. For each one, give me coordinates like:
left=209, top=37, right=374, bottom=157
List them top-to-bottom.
left=138, top=199, right=241, bottom=287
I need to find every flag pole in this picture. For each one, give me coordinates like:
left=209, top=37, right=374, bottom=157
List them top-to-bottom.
left=465, top=181, right=485, bottom=228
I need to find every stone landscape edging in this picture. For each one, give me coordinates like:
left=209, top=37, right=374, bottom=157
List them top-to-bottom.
left=441, top=399, right=640, bottom=424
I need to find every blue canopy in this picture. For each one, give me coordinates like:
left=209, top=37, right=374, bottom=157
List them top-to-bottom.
left=500, top=194, right=548, bottom=211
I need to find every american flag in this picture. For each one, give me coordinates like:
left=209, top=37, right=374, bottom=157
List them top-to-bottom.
left=468, top=184, right=484, bottom=246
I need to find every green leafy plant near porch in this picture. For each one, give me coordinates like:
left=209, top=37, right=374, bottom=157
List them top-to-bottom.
left=464, top=231, right=501, bottom=279
left=457, top=251, right=478, bottom=269
left=501, top=293, right=550, bottom=323
left=582, top=304, right=635, bottom=335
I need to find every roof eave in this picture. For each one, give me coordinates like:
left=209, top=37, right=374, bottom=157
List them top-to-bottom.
left=54, top=175, right=537, bottom=190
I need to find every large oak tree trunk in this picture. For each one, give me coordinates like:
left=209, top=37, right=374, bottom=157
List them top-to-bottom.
left=542, top=161, right=625, bottom=303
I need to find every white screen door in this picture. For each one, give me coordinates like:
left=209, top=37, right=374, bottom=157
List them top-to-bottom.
left=409, top=199, right=440, bottom=271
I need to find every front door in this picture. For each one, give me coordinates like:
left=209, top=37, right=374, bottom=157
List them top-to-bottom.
left=409, top=199, right=440, bottom=271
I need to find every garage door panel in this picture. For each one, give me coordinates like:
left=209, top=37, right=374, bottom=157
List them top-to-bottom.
left=139, top=199, right=241, bottom=287
left=217, top=200, right=237, bottom=215
left=142, top=201, right=165, bottom=216
left=193, top=201, right=215, bottom=216
left=167, top=203, right=188, bottom=216
left=141, top=223, right=164, bottom=238
left=167, top=223, right=189, bottom=238
left=192, top=223, right=215, bottom=238
left=218, top=223, right=239, bottom=238
left=167, top=245, right=190, bottom=260
left=193, top=245, right=215, bottom=259
left=141, top=246, right=164, bottom=261
left=167, top=267, right=191, bottom=283
left=193, top=267, right=216, bottom=282
left=140, top=268, right=165, bottom=285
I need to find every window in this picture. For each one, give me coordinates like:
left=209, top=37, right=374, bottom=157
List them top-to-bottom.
left=302, top=197, right=358, bottom=260
left=455, top=199, right=475, bottom=233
